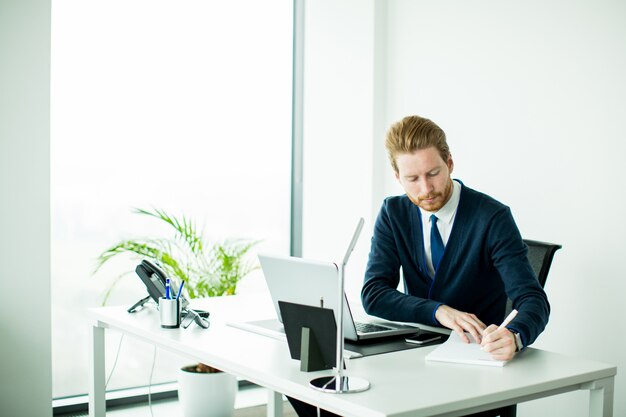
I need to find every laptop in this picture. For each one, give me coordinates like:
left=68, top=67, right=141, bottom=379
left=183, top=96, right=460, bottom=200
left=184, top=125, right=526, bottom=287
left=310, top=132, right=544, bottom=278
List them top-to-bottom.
left=258, top=220, right=418, bottom=342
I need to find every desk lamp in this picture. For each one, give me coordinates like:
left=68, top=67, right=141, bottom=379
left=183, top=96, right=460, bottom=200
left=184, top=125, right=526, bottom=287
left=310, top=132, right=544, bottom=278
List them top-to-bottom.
left=310, top=218, right=370, bottom=393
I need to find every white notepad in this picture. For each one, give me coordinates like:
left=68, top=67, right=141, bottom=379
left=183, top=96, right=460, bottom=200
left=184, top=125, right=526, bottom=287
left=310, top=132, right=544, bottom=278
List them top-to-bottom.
left=425, top=332, right=508, bottom=367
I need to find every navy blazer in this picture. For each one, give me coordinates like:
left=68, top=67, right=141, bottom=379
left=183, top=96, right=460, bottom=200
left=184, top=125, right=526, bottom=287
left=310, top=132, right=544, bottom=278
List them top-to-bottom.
left=361, top=182, right=550, bottom=347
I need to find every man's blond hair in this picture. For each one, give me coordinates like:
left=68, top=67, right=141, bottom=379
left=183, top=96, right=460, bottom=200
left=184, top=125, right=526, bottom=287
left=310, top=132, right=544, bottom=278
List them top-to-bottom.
left=385, top=115, right=450, bottom=173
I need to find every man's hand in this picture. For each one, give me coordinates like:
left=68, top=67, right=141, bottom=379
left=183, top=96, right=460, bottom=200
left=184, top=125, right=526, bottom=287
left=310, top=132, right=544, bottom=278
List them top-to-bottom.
left=435, top=305, right=486, bottom=343
left=480, top=325, right=517, bottom=361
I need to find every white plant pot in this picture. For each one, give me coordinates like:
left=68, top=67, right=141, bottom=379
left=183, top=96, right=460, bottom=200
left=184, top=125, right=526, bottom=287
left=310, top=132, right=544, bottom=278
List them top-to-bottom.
left=178, top=366, right=238, bottom=417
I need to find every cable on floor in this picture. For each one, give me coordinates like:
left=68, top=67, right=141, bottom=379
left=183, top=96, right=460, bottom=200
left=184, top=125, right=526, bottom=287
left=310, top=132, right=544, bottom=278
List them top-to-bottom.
left=105, top=333, right=125, bottom=389
left=148, top=345, right=157, bottom=417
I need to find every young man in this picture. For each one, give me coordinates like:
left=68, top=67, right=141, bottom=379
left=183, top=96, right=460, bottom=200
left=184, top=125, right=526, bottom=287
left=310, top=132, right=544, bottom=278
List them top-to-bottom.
left=362, top=114, right=550, bottom=361
left=289, top=115, right=550, bottom=417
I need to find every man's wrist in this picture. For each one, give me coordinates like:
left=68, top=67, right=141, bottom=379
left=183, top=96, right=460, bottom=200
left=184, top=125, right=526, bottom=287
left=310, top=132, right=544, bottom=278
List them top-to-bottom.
left=432, top=303, right=444, bottom=325
left=511, top=330, right=523, bottom=352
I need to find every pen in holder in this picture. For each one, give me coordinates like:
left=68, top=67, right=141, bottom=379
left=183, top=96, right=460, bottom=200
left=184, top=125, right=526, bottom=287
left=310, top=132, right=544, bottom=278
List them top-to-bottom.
left=159, top=297, right=181, bottom=328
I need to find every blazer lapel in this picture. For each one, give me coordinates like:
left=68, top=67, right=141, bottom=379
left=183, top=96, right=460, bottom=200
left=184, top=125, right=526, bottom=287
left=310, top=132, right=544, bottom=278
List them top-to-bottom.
left=438, top=183, right=469, bottom=275
left=409, top=201, right=430, bottom=278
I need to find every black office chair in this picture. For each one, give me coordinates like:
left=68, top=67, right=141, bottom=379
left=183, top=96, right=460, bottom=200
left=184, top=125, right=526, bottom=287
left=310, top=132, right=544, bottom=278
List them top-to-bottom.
left=495, top=239, right=562, bottom=417
left=503, top=239, right=562, bottom=317
left=523, top=239, right=562, bottom=287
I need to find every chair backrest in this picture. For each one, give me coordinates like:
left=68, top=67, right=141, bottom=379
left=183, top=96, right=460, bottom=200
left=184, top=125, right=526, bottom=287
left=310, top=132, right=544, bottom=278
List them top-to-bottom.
left=504, top=239, right=562, bottom=316
left=523, top=239, right=562, bottom=288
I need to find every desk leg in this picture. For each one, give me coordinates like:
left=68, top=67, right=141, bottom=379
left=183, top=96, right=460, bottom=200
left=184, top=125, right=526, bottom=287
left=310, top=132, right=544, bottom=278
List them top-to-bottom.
left=89, top=323, right=106, bottom=417
left=583, top=377, right=614, bottom=417
left=266, top=389, right=283, bottom=417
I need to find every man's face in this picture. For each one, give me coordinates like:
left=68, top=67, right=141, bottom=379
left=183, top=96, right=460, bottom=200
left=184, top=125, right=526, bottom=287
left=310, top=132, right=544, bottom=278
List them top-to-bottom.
left=395, top=147, right=454, bottom=212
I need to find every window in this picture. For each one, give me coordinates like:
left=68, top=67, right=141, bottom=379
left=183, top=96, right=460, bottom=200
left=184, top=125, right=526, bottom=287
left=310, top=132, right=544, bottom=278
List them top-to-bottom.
left=51, top=0, right=293, bottom=398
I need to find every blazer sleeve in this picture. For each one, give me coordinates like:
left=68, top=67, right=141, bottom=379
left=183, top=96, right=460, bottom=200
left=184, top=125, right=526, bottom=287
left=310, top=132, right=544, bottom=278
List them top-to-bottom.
left=488, top=207, right=551, bottom=347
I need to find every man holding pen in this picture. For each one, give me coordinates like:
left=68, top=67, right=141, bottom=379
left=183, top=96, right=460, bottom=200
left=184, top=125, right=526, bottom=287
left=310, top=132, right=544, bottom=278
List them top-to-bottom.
left=362, top=114, right=550, bottom=362
left=289, top=115, right=549, bottom=417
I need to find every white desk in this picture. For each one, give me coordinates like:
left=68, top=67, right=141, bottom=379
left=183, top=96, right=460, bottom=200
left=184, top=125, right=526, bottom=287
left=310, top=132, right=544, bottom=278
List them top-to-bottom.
left=88, top=293, right=616, bottom=417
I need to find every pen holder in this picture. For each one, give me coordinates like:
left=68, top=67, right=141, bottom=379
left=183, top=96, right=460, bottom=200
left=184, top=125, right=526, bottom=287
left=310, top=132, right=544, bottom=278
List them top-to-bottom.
left=159, top=297, right=181, bottom=328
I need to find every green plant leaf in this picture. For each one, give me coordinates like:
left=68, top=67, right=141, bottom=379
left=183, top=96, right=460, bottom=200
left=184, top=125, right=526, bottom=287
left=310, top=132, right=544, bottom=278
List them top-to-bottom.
left=93, top=208, right=260, bottom=303
left=134, top=208, right=204, bottom=253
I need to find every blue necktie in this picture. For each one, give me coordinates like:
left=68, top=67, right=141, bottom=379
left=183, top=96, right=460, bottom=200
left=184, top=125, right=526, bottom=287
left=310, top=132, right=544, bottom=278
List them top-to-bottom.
left=430, top=214, right=444, bottom=273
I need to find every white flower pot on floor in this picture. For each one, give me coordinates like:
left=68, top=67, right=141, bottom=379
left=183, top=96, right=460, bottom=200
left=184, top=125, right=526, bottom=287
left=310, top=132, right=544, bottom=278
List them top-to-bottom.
left=178, top=366, right=238, bottom=417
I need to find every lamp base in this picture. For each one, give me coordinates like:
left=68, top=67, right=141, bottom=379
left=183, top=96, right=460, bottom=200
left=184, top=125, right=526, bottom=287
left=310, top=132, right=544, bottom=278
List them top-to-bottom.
left=309, top=375, right=370, bottom=393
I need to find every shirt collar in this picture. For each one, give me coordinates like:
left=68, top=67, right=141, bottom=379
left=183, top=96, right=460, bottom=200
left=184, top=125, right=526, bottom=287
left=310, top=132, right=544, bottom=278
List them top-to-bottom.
left=421, top=179, right=461, bottom=225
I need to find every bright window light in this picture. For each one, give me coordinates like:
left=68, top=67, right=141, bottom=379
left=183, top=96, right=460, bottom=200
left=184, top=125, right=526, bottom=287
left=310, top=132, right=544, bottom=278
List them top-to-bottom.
left=51, top=0, right=293, bottom=398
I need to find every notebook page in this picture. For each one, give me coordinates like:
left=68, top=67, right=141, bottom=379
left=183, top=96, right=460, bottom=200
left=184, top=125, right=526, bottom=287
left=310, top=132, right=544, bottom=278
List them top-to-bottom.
left=425, top=332, right=508, bottom=367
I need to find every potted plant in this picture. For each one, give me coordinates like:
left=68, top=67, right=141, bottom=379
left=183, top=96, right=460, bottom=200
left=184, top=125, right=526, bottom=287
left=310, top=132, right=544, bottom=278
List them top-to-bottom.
left=94, top=208, right=259, bottom=417
left=177, top=363, right=238, bottom=417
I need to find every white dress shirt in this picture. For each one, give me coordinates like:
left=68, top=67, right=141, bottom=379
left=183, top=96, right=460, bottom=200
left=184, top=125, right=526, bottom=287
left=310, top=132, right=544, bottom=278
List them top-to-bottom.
left=421, top=179, right=461, bottom=277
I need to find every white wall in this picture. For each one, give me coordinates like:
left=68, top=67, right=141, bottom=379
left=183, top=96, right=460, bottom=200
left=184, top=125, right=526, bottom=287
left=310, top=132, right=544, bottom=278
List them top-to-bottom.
left=0, top=0, right=52, bottom=416
left=302, top=0, right=379, bottom=298
left=382, top=1, right=626, bottom=415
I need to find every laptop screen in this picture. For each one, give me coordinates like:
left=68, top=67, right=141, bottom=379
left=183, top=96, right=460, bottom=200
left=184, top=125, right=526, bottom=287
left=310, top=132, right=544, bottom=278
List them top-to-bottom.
left=258, top=218, right=365, bottom=339
left=258, top=254, right=341, bottom=323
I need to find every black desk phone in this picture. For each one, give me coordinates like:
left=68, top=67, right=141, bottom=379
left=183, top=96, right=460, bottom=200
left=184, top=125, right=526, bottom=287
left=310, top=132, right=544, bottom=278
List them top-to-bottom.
left=128, top=259, right=209, bottom=329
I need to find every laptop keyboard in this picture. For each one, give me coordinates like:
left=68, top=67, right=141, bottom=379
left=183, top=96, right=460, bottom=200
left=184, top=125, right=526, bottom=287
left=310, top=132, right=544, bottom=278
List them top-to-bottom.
left=355, top=322, right=391, bottom=333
